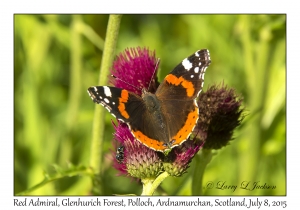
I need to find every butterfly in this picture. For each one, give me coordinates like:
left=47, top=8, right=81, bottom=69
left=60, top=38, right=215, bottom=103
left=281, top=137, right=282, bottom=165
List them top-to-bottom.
left=87, top=49, right=211, bottom=152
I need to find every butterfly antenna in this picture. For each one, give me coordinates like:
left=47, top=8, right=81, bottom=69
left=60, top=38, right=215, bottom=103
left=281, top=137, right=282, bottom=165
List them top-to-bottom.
left=147, top=58, right=160, bottom=91
left=111, top=75, right=141, bottom=92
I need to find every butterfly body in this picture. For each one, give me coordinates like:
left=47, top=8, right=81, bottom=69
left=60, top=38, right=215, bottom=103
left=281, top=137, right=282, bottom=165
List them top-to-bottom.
left=88, top=49, right=211, bottom=152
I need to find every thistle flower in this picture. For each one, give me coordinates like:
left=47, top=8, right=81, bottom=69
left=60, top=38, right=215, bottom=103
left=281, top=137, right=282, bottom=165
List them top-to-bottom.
left=110, top=47, right=160, bottom=95
left=195, top=84, right=244, bottom=149
left=112, top=121, right=164, bottom=179
left=163, top=139, right=203, bottom=177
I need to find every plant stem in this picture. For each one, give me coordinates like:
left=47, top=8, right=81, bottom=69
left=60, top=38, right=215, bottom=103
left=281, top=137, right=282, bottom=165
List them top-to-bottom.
left=67, top=15, right=82, bottom=131
left=89, top=15, right=122, bottom=194
left=236, top=15, right=270, bottom=194
left=191, top=149, right=214, bottom=195
left=141, top=172, right=169, bottom=195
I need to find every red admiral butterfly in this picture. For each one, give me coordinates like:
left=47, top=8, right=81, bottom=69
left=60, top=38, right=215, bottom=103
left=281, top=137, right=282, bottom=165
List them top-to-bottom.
left=88, top=49, right=211, bottom=152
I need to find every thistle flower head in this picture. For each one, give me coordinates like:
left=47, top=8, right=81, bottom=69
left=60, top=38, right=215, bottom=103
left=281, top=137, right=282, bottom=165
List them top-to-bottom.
left=110, top=47, right=160, bottom=95
left=195, top=84, right=244, bottom=149
left=112, top=121, right=163, bottom=179
left=163, top=139, right=203, bottom=177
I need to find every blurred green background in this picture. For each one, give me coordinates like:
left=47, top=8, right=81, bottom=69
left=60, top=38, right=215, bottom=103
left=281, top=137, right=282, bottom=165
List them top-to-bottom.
left=14, top=14, right=286, bottom=195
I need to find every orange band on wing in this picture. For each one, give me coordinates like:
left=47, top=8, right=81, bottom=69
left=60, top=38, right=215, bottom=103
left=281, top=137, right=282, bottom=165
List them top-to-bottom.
left=165, top=74, right=195, bottom=97
left=118, top=90, right=129, bottom=119
left=171, top=107, right=198, bottom=146
left=132, top=130, right=167, bottom=151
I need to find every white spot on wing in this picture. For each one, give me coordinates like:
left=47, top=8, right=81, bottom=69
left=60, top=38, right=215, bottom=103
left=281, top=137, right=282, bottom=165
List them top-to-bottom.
left=195, top=51, right=200, bottom=57
left=182, top=58, right=192, bottom=71
left=194, top=67, right=199, bottom=73
left=191, top=75, right=194, bottom=78
left=103, top=86, right=112, bottom=97
left=104, top=98, right=110, bottom=103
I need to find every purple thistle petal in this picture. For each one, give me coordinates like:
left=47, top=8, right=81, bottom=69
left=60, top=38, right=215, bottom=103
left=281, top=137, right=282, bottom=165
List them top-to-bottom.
left=110, top=47, right=160, bottom=95
left=112, top=120, right=135, bottom=144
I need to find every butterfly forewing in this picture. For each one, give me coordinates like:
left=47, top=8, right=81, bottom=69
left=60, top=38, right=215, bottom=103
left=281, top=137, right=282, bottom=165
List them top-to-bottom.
left=156, top=49, right=211, bottom=100
left=87, top=86, right=145, bottom=123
